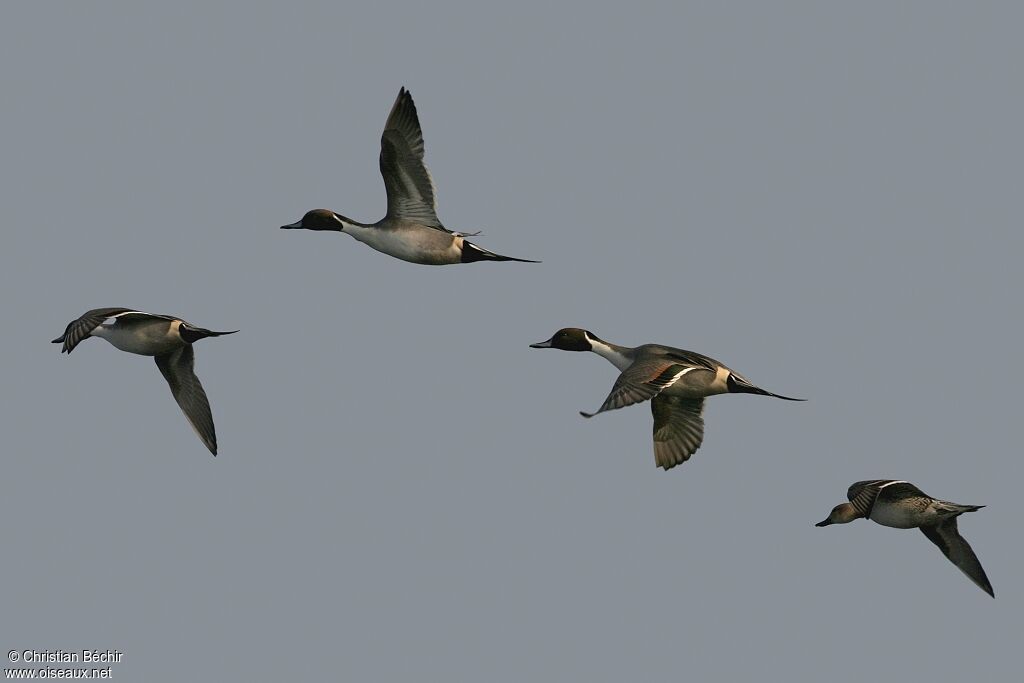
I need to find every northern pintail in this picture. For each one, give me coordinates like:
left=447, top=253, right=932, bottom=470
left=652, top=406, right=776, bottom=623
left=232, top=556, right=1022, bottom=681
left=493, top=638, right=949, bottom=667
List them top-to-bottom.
left=281, top=87, right=538, bottom=265
left=52, top=308, right=237, bottom=456
left=529, top=328, right=804, bottom=470
left=816, top=479, right=994, bottom=597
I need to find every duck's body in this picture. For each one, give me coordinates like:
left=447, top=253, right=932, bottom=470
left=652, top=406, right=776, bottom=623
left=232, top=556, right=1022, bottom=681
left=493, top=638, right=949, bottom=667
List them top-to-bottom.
left=282, top=87, right=538, bottom=266
left=342, top=217, right=462, bottom=265
left=52, top=308, right=237, bottom=455
left=87, top=312, right=189, bottom=356
left=530, top=328, right=803, bottom=470
left=585, top=339, right=734, bottom=398
left=816, top=479, right=994, bottom=597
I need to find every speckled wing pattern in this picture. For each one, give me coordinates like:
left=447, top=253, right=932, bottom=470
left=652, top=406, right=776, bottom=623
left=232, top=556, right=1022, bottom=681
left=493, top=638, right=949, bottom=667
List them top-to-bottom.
left=379, top=87, right=446, bottom=230
left=53, top=307, right=134, bottom=353
left=154, top=345, right=218, bottom=455
left=651, top=396, right=706, bottom=470
left=846, top=480, right=926, bottom=517
left=846, top=480, right=887, bottom=517
left=920, top=519, right=994, bottom=597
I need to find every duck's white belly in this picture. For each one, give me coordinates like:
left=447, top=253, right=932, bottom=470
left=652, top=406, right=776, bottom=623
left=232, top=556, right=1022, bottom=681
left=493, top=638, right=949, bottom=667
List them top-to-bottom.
left=348, top=224, right=460, bottom=265
left=93, top=321, right=182, bottom=356
left=869, top=502, right=920, bottom=529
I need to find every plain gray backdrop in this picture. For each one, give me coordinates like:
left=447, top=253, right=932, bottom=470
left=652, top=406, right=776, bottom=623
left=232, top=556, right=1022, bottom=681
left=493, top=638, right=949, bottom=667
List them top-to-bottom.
left=2, top=2, right=1020, bottom=681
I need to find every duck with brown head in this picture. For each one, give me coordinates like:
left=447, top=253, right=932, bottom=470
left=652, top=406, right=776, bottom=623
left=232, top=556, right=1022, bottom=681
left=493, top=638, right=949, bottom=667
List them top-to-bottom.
left=281, top=87, right=538, bottom=266
left=281, top=209, right=351, bottom=232
left=51, top=308, right=237, bottom=456
left=529, top=327, right=804, bottom=471
left=529, top=328, right=599, bottom=353
left=815, top=479, right=994, bottom=597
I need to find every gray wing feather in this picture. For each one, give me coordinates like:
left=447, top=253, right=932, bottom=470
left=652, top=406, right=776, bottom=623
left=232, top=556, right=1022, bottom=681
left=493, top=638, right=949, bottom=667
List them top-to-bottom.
left=379, top=88, right=445, bottom=229
left=53, top=307, right=134, bottom=353
left=154, top=345, right=218, bottom=455
left=662, top=349, right=721, bottom=372
left=581, top=359, right=701, bottom=418
left=651, top=396, right=705, bottom=470
left=846, top=480, right=889, bottom=517
left=847, top=480, right=928, bottom=517
left=847, top=480, right=927, bottom=501
left=920, top=520, right=994, bottom=597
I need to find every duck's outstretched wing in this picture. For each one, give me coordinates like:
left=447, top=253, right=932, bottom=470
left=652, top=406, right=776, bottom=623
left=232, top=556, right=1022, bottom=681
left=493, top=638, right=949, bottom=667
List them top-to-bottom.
left=379, top=87, right=446, bottom=230
left=52, top=307, right=135, bottom=353
left=155, top=345, right=218, bottom=456
left=580, top=358, right=710, bottom=418
left=651, top=396, right=705, bottom=470
left=920, top=519, right=994, bottom=598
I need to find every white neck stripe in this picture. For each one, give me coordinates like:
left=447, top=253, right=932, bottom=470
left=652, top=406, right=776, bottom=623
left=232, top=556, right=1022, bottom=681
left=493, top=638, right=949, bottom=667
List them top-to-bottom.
left=587, top=337, right=632, bottom=371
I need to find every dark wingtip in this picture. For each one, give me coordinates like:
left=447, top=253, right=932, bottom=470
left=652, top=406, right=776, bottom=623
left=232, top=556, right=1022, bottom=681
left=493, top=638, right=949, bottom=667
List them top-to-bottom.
left=815, top=519, right=831, bottom=527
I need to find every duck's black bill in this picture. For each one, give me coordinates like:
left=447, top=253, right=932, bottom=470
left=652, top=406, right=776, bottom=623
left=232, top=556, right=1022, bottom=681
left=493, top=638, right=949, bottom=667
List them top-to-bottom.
left=280, top=221, right=303, bottom=229
left=529, top=339, right=553, bottom=349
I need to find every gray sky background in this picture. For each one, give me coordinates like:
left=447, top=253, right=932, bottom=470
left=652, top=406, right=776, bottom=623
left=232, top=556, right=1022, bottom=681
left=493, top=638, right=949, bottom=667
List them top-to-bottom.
left=2, top=2, right=1021, bottom=681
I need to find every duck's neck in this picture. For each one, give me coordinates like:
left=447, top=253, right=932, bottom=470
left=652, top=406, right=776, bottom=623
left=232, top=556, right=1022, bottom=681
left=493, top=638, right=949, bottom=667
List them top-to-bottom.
left=334, top=214, right=375, bottom=232
left=331, top=216, right=379, bottom=248
left=588, top=337, right=633, bottom=372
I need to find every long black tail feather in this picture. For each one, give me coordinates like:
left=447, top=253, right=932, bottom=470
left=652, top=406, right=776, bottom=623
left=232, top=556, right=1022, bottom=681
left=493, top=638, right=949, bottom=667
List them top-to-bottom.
left=460, top=240, right=540, bottom=264
left=726, top=373, right=805, bottom=401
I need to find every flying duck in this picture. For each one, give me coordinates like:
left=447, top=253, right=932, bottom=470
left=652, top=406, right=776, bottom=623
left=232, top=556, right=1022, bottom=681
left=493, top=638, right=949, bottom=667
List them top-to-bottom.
left=281, top=87, right=538, bottom=265
left=52, top=308, right=236, bottom=455
left=529, top=328, right=803, bottom=470
left=816, top=479, right=994, bottom=597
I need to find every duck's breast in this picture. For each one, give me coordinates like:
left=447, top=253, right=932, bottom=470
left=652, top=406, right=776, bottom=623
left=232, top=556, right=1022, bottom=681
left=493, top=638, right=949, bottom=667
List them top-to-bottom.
left=351, top=222, right=460, bottom=265
left=98, top=318, right=182, bottom=356
left=869, top=500, right=925, bottom=529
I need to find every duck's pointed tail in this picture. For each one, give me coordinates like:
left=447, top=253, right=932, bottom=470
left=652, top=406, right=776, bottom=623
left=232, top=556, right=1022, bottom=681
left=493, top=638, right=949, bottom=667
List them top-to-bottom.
left=461, top=240, right=540, bottom=264
left=179, top=326, right=239, bottom=344
left=726, top=373, right=805, bottom=401
left=937, top=502, right=985, bottom=516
